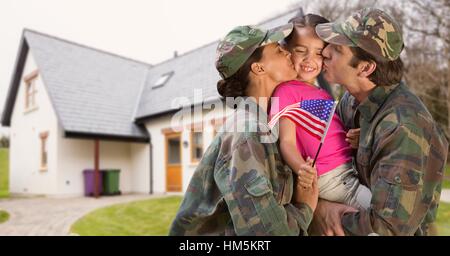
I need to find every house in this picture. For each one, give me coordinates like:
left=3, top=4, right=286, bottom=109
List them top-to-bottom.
left=1, top=9, right=301, bottom=197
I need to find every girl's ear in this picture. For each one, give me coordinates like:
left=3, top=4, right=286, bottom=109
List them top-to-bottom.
left=357, top=60, right=376, bottom=78
left=250, top=62, right=265, bottom=75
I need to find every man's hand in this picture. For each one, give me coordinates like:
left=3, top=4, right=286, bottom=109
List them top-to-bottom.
left=345, top=128, right=360, bottom=149
left=293, top=158, right=319, bottom=211
left=309, top=199, right=358, bottom=236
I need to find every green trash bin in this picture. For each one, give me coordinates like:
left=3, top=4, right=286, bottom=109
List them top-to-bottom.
left=101, top=169, right=121, bottom=195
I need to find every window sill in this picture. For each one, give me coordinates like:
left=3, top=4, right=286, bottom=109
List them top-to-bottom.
left=24, top=106, right=39, bottom=114
left=189, top=160, right=200, bottom=167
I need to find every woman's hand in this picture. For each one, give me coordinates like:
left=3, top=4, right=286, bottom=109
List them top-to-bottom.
left=345, top=128, right=360, bottom=149
left=293, top=159, right=319, bottom=211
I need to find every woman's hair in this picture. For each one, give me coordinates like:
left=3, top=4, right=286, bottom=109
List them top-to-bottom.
left=285, top=13, right=330, bottom=43
left=217, top=47, right=264, bottom=98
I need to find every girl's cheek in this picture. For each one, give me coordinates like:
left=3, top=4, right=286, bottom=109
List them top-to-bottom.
left=313, top=56, right=323, bottom=69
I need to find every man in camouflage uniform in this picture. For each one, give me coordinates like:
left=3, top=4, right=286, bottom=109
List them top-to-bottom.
left=309, top=8, right=449, bottom=235
left=169, top=24, right=317, bottom=235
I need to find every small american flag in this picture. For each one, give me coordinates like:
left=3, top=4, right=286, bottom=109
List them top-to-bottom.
left=269, top=99, right=338, bottom=141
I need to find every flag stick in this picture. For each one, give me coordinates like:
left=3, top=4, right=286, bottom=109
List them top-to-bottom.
left=312, top=100, right=338, bottom=167
left=312, top=143, right=322, bottom=167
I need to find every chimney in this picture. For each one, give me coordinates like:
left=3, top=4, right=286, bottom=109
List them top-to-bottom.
left=296, top=7, right=304, bottom=18
left=174, top=51, right=178, bottom=58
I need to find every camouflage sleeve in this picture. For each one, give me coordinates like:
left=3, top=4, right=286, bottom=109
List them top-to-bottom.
left=336, top=91, right=356, bottom=130
left=341, top=122, right=445, bottom=236
left=214, top=135, right=313, bottom=236
left=287, top=203, right=314, bottom=236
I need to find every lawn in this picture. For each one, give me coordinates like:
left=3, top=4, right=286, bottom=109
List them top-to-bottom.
left=0, top=148, right=8, bottom=198
left=443, top=164, right=450, bottom=189
left=71, top=195, right=450, bottom=236
left=70, top=196, right=183, bottom=236
left=436, top=202, right=450, bottom=236
left=0, top=210, right=9, bottom=224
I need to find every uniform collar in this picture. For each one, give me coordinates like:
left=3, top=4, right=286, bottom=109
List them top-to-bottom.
left=357, top=82, right=401, bottom=123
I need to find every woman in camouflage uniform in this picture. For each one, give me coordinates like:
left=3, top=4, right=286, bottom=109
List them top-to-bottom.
left=169, top=23, right=319, bottom=235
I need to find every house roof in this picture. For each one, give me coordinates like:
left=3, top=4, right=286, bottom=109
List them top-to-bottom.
left=1, top=9, right=299, bottom=141
left=135, top=9, right=299, bottom=120
left=1, top=29, right=151, bottom=142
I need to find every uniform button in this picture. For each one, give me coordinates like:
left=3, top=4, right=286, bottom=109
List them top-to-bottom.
left=394, top=175, right=402, bottom=184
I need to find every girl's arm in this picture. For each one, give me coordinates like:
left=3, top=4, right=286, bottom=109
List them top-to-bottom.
left=279, top=117, right=315, bottom=188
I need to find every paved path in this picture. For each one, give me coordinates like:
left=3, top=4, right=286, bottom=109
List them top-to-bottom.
left=441, top=189, right=450, bottom=203
left=0, top=193, right=166, bottom=236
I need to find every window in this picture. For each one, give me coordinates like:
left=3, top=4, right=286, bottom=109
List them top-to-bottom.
left=24, top=70, right=39, bottom=111
left=152, top=71, right=174, bottom=89
left=40, top=131, right=49, bottom=171
left=191, top=131, right=203, bottom=163
left=168, top=137, right=181, bottom=164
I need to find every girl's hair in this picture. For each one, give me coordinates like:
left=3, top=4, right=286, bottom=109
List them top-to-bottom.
left=285, top=13, right=330, bottom=43
left=217, top=47, right=264, bottom=98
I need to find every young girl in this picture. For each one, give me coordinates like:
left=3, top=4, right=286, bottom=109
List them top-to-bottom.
left=269, top=14, right=372, bottom=210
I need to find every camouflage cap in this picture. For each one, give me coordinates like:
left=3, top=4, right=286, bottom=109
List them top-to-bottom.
left=315, top=8, right=404, bottom=61
left=216, top=23, right=294, bottom=79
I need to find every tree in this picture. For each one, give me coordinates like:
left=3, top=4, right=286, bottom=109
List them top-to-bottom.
left=0, top=136, right=9, bottom=148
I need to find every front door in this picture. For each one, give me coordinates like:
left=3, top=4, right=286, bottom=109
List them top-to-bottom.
left=166, top=133, right=182, bottom=192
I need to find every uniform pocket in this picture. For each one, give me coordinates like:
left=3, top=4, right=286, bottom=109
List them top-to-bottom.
left=373, top=163, right=424, bottom=225
left=245, top=175, right=271, bottom=197
left=244, top=176, right=285, bottom=232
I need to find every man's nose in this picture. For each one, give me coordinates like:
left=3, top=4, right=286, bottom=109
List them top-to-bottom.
left=322, top=45, right=331, bottom=59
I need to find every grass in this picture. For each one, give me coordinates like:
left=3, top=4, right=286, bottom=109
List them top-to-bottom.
left=0, top=148, right=8, bottom=198
left=443, top=164, right=450, bottom=189
left=71, top=195, right=450, bottom=236
left=70, top=196, right=182, bottom=236
left=71, top=196, right=450, bottom=236
left=436, top=202, right=450, bottom=236
left=0, top=210, right=9, bottom=224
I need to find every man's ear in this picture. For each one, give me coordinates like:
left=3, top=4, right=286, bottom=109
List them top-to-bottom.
left=357, top=60, right=376, bottom=78
left=250, top=62, right=265, bottom=75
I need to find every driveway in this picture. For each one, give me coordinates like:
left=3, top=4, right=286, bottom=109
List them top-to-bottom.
left=441, top=189, right=450, bottom=203
left=0, top=193, right=165, bottom=236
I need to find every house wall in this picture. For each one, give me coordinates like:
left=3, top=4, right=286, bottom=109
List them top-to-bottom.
left=9, top=50, right=151, bottom=197
left=9, top=51, right=59, bottom=195
left=144, top=103, right=230, bottom=193
left=56, top=135, right=149, bottom=196
left=130, top=143, right=150, bottom=193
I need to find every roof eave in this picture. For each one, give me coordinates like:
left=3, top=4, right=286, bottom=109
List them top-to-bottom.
left=1, top=31, right=29, bottom=127
left=134, top=96, right=222, bottom=124
left=64, top=130, right=149, bottom=143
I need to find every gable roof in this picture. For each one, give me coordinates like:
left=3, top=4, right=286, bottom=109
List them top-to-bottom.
left=1, top=9, right=299, bottom=141
left=135, top=9, right=299, bottom=121
left=1, top=29, right=151, bottom=142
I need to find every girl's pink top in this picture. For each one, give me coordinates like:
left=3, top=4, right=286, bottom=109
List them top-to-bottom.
left=269, top=80, right=353, bottom=176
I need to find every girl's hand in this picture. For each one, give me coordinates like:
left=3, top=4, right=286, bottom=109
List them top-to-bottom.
left=345, top=128, right=360, bottom=149
left=296, top=157, right=316, bottom=189
left=294, top=158, right=319, bottom=211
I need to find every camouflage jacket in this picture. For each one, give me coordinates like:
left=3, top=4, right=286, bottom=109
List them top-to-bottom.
left=336, top=81, right=449, bottom=236
left=169, top=98, right=313, bottom=236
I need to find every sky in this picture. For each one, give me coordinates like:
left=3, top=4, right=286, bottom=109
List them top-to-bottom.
left=0, top=0, right=301, bottom=135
